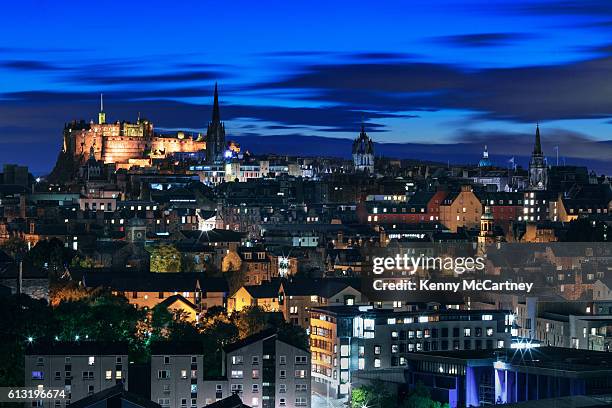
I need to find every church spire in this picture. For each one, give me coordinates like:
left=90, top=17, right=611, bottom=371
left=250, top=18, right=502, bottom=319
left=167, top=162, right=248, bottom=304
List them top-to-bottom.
left=206, top=82, right=226, bottom=163
left=212, top=82, right=220, bottom=122
left=533, top=123, right=542, bottom=155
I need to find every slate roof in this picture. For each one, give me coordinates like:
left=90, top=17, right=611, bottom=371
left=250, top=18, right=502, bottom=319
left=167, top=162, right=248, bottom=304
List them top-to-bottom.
left=181, top=229, right=244, bottom=243
left=82, top=272, right=228, bottom=293
left=159, top=294, right=197, bottom=310
left=223, top=328, right=278, bottom=353
left=26, top=341, right=129, bottom=356
left=150, top=341, right=207, bottom=355
left=69, top=383, right=160, bottom=408
left=204, top=394, right=249, bottom=408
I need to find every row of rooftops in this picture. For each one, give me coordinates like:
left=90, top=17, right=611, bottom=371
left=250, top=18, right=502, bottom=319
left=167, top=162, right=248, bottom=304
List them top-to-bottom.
left=80, top=271, right=229, bottom=293
left=310, top=304, right=507, bottom=321
left=25, top=328, right=307, bottom=356
left=25, top=339, right=612, bottom=374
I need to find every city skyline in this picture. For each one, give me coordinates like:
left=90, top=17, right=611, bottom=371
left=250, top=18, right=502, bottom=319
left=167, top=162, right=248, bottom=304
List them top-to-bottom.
left=2, top=1, right=612, bottom=173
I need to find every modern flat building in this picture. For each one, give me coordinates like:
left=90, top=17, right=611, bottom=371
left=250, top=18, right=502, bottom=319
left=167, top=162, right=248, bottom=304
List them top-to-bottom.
left=309, top=305, right=513, bottom=400
left=202, top=329, right=311, bottom=408
left=25, top=341, right=129, bottom=408
left=150, top=342, right=206, bottom=408
left=392, top=347, right=612, bottom=407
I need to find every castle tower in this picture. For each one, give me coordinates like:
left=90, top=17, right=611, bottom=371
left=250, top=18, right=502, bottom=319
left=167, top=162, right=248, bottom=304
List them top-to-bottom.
left=206, top=83, right=226, bottom=163
left=98, top=94, right=106, bottom=125
left=352, top=124, right=375, bottom=173
left=528, top=124, right=548, bottom=190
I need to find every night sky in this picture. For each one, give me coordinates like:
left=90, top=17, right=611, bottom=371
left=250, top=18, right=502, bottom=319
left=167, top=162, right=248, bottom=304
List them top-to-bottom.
left=2, top=0, right=612, bottom=174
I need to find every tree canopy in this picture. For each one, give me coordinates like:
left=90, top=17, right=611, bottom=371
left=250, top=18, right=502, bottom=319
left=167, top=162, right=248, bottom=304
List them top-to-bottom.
left=148, top=244, right=182, bottom=273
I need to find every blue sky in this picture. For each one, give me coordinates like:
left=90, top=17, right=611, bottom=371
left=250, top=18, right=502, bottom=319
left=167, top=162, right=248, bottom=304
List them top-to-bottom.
left=1, top=0, right=612, bottom=173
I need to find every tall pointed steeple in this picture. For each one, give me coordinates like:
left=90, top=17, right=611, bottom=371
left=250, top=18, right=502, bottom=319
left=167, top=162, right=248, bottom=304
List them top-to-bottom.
left=212, top=82, right=220, bottom=122
left=206, top=83, right=226, bottom=163
left=529, top=123, right=547, bottom=190
left=534, top=123, right=542, bottom=155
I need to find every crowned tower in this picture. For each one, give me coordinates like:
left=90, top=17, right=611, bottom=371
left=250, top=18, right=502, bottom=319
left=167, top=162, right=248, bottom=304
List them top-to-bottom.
left=205, top=83, right=226, bottom=163
left=352, top=124, right=375, bottom=173
left=528, top=124, right=548, bottom=190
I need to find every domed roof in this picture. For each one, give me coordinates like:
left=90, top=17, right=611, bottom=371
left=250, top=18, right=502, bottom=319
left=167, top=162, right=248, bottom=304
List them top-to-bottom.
left=478, top=145, right=492, bottom=167
left=479, top=158, right=492, bottom=167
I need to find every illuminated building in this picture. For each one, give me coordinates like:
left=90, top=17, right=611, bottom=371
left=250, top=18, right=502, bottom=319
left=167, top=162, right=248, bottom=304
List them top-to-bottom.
left=206, top=83, right=226, bottom=163
left=56, top=92, right=210, bottom=174
left=352, top=124, right=374, bottom=173
left=528, top=124, right=548, bottom=190
left=439, top=186, right=483, bottom=232
left=309, top=306, right=512, bottom=400
left=201, top=329, right=311, bottom=408
left=25, top=342, right=129, bottom=408
left=392, top=347, right=612, bottom=407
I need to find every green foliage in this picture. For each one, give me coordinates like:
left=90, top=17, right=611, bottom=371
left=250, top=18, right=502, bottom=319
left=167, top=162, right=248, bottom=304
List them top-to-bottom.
left=0, top=235, right=28, bottom=259
left=26, top=238, right=76, bottom=276
left=148, top=244, right=182, bottom=273
left=180, top=254, right=197, bottom=272
left=70, top=255, right=95, bottom=268
left=226, top=269, right=247, bottom=295
left=49, top=280, right=102, bottom=306
left=0, top=283, right=310, bottom=385
left=53, top=293, right=146, bottom=344
left=0, top=295, right=55, bottom=387
left=232, top=305, right=273, bottom=338
left=277, top=321, right=309, bottom=350
left=351, top=380, right=395, bottom=408
left=400, top=382, right=450, bottom=408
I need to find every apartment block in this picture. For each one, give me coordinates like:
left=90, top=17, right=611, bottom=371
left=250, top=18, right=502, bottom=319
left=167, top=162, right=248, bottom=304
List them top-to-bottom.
left=309, top=306, right=512, bottom=399
left=202, top=329, right=311, bottom=408
left=25, top=342, right=128, bottom=408
left=150, top=342, right=206, bottom=408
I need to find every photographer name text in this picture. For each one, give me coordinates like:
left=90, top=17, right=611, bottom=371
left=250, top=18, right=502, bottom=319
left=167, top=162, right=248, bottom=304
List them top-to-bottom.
left=372, top=279, right=534, bottom=293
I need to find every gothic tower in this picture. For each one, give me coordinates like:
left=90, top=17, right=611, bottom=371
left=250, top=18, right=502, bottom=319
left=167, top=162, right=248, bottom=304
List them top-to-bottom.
left=206, top=83, right=226, bottom=163
left=352, top=124, right=375, bottom=173
left=528, top=124, right=548, bottom=190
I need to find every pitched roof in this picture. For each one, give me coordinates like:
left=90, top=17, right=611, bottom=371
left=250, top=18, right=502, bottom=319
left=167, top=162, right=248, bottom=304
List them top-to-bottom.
left=181, top=229, right=244, bottom=243
left=82, top=272, right=228, bottom=293
left=281, top=278, right=359, bottom=297
left=243, top=280, right=281, bottom=298
left=159, top=294, right=197, bottom=310
left=223, top=327, right=309, bottom=354
left=223, top=328, right=278, bottom=353
left=26, top=341, right=128, bottom=356
left=150, top=341, right=207, bottom=355
left=68, top=383, right=160, bottom=408
left=204, top=394, right=249, bottom=408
